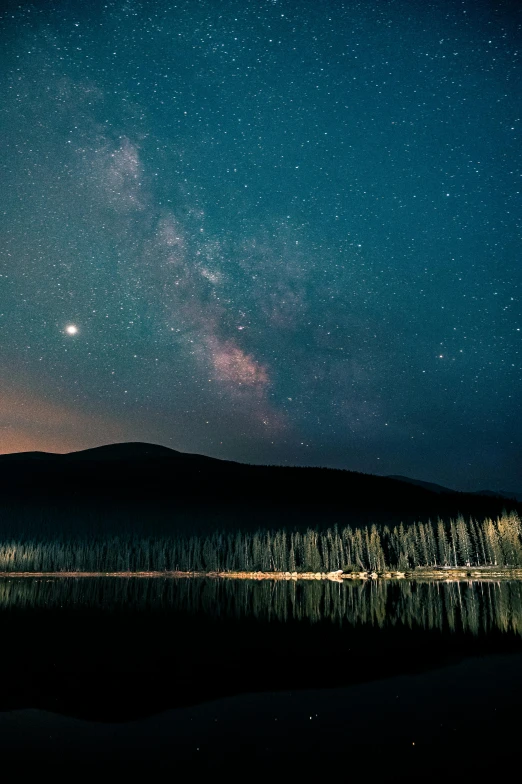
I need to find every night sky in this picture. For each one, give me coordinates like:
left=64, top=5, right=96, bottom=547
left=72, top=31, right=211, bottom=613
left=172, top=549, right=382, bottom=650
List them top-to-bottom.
left=1, top=0, right=520, bottom=492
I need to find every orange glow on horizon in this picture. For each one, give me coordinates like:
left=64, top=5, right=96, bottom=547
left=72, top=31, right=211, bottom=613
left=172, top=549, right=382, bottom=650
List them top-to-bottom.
left=0, top=381, right=127, bottom=455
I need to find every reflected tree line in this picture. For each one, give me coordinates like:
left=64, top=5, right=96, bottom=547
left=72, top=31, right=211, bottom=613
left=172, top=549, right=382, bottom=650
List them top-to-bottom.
left=0, top=511, right=520, bottom=573
left=0, top=576, right=521, bottom=636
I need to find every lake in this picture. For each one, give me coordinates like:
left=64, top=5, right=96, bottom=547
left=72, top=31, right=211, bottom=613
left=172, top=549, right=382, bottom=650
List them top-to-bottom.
left=1, top=576, right=521, bottom=774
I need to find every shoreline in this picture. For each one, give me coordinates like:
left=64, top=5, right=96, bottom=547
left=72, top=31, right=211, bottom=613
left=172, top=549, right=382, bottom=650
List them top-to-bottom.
left=1, top=568, right=522, bottom=581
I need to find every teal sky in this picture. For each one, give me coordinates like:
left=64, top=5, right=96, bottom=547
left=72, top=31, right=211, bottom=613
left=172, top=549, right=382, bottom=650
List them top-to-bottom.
left=0, top=0, right=520, bottom=491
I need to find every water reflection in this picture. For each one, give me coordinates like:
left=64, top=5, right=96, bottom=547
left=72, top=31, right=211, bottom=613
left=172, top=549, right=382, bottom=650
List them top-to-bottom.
left=1, top=577, right=521, bottom=636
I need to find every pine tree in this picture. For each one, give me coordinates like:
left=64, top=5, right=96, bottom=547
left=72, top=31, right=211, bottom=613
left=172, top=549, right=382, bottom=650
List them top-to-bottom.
left=457, top=516, right=472, bottom=566
left=437, top=520, right=449, bottom=565
left=288, top=538, right=296, bottom=572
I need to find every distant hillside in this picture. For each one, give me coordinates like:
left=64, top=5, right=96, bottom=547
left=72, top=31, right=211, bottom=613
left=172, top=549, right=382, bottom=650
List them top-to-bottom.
left=0, top=442, right=519, bottom=537
left=0, top=442, right=201, bottom=463
left=59, top=442, right=178, bottom=461
left=388, top=474, right=522, bottom=503
left=386, top=475, right=455, bottom=495
left=474, top=489, right=522, bottom=502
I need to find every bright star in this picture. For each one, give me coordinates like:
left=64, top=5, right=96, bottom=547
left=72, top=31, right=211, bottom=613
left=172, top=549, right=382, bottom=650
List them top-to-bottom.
left=65, top=324, right=78, bottom=335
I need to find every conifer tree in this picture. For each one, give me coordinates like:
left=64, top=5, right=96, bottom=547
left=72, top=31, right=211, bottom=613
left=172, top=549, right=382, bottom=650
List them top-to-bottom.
left=456, top=515, right=472, bottom=566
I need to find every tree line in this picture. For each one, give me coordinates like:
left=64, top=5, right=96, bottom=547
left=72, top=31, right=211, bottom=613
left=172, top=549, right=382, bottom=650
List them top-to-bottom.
left=0, top=511, right=520, bottom=573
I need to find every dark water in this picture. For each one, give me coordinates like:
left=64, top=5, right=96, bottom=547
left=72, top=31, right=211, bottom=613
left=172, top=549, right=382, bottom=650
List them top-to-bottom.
left=1, top=577, right=522, bottom=773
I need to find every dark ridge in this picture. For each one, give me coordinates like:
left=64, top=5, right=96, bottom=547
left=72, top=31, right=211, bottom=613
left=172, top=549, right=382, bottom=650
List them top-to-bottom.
left=63, top=441, right=184, bottom=461
left=0, top=442, right=519, bottom=536
left=0, top=450, right=63, bottom=461
left=386, top=474, right=455, bottom=495
left=388, top=474, right=522, bottom=503
left=474, top=489, right=522, bottom=502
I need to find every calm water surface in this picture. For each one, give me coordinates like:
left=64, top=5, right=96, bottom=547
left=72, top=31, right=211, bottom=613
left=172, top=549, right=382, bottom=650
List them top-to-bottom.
left=1, top=577, right=521, bottom=773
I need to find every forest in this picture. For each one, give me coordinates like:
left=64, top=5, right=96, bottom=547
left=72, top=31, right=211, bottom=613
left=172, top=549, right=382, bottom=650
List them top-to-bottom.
left=0, top=510, right=520, bottom=573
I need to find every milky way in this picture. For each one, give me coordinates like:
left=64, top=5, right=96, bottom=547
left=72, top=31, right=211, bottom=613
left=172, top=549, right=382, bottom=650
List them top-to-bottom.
left=0, top=0, right=520, bottom=491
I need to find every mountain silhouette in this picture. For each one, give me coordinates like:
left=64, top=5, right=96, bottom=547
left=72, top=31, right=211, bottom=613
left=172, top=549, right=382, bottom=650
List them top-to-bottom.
left=0, top=442, right=518, bottom=536
left=64, top=442, right=181, bottom=461
left=386, top=474, right=455, bottom=495
left=388, top=474, right=522, bottom=503
left=474, top=489, right=522, bottom=502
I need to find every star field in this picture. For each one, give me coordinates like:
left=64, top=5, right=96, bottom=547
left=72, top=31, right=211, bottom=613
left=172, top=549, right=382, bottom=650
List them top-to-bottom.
left=0, top=0, right=520, bottom=491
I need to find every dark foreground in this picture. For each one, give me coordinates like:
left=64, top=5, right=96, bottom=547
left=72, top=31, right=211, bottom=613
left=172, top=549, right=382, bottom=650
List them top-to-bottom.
left=1, top=577, right=521, bottom=774
left=3, top=654, right=521, bottom=775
